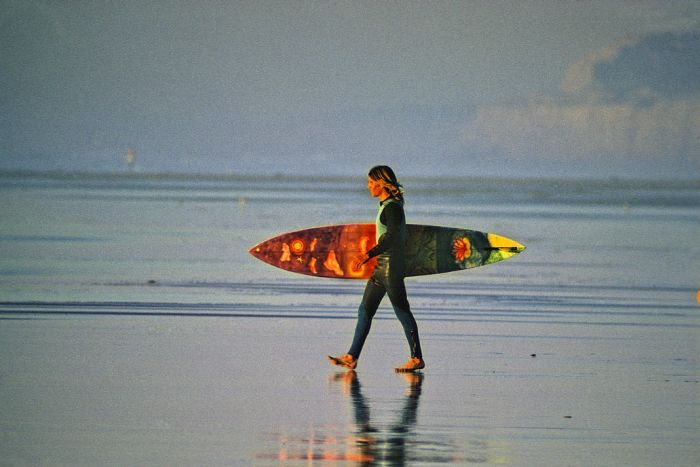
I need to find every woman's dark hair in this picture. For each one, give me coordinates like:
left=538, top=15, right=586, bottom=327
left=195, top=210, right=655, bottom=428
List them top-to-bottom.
left=368, top=165, right=404, bottom=201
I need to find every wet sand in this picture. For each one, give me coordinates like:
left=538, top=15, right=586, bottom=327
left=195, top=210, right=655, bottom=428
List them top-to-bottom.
left=2, top=172, right=698, bottom=465
left=1, top=308, right=697, bottom=466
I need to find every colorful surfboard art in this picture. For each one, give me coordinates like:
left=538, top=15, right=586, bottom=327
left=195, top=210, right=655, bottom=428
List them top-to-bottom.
left=249, top=224, right=525, bottom=279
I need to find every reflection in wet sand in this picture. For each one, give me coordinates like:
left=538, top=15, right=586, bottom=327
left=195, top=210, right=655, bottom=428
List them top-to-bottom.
left=341, top=370, right=423, bottom=464
left=257, top=372, right=508, bottom=464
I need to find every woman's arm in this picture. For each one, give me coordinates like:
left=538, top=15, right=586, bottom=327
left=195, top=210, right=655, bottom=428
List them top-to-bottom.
left=367, top=203, right=404, bottom=258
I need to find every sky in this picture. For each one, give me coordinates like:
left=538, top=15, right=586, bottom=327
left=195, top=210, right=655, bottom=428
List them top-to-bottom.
left=1, top=0, right=699, bottom=179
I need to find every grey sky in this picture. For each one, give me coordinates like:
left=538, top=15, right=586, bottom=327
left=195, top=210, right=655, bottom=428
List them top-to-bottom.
left=2, top=0, right=699, bottom=178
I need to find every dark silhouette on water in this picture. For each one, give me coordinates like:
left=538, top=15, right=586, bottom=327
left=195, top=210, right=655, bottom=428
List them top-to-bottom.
left=332, top=370, right=424, bottom=464
left=256, top=371, right=501, bottom=463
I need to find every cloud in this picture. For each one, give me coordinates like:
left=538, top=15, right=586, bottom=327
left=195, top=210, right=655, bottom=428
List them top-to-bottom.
left=464, top=30, right=700, bottom=178
left=594, top=31, right=700, bottom=101
left=560, top=39, right=637, bottom=99
left=466, top=97, right=699, bottom=165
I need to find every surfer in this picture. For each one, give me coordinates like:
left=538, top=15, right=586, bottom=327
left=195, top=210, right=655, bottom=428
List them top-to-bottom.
left=328, top=166, right=425, bottom=372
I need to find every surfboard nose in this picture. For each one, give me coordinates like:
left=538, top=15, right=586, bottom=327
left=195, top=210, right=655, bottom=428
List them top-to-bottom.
left=483, top=233, right=525, bottom=266
left=486, top=233, right=525, bottom=252
left=507, top=241, right=526, bottom=253
left=513, top=241, right=526, bottom=253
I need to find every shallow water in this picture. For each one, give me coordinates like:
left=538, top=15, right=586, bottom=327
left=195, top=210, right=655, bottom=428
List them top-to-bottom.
left=1, top=171, right=698, bottom=465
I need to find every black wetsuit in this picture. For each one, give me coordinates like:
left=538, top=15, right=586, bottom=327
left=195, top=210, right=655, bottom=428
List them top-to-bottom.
left=348, top=197, right=423, bottom=359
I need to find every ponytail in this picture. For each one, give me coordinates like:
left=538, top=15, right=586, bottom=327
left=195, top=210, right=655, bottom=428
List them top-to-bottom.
left=368, top=165, right=404, bottom=201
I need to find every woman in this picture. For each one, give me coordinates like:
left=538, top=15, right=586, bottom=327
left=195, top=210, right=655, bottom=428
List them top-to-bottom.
left=328, top=166, right=425, bottom=372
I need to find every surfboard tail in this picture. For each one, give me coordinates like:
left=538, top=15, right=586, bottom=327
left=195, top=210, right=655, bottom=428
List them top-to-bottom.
left=248, top=224, right=377, bottom=279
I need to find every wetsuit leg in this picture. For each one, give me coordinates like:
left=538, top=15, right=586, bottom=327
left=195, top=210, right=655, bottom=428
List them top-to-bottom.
left=348, top=277, right=386, bottom=358
left=386, top=280, right=423, bottom=359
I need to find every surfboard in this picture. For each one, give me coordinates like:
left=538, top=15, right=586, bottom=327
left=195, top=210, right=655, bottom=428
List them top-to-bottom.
left=249, top=224, right=524, bottom=279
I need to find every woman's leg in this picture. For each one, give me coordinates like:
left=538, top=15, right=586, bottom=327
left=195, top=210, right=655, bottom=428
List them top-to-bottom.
left=348, top=277, right=385, bottom=358
left=386, top=281, right=423, bottom=359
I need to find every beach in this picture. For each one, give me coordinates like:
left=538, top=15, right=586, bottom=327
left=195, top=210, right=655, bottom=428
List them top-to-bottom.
left=1, top=172, right=698, bottom=465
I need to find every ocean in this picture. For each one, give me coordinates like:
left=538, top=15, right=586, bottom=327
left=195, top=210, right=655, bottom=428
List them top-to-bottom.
left=1, top=171, right=698, bottom=465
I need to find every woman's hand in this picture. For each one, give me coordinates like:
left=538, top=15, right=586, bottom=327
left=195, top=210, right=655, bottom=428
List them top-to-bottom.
left=351, top=254, right=370, bottom=272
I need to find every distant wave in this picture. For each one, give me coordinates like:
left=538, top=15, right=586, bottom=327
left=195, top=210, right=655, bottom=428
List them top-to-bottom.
left=2, top=170, right=698, bottom=208
left=2, top=278, right=696, bottom=328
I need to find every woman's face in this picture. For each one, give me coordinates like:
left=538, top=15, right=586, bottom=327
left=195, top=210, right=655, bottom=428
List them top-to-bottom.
left=367, top=176, right=386, bottom=199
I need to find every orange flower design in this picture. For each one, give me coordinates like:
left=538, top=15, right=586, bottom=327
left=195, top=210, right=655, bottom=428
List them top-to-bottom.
left=452, top=237, right=471, bottom=262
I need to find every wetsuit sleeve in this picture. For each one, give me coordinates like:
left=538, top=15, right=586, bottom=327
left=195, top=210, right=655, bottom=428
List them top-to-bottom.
left=367, top=202, right=405, bottom=258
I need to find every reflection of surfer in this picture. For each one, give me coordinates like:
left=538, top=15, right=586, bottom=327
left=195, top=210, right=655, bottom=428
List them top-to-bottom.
left=328, top=166, right=425, bottom=372
left=330, top=370, right=424, bottom=464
